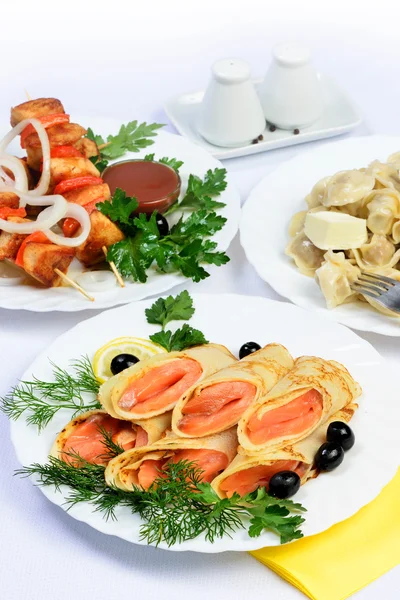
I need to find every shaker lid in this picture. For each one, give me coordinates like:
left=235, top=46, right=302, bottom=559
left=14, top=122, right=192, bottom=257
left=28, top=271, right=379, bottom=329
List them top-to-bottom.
left=272, top=42, right=311, bottom=67
left=211, top=58, right=251, bottom=84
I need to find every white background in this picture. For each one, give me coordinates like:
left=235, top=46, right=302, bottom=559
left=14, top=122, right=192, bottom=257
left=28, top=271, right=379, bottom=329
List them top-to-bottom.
left=1, top=0, right=400, bottom=598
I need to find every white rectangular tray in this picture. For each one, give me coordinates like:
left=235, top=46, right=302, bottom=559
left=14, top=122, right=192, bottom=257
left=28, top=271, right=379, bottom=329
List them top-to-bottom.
left=164, top=75, right=362, bottom=159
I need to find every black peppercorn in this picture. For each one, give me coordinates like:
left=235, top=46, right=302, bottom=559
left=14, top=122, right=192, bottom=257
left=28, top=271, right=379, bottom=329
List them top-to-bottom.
left=269, top=124, right=276, bottom=132
left=293, top=128, right=300, bottom=135
left=258, top=134, right=264, bottom=141
left=252, top=138, right=259, bottom=144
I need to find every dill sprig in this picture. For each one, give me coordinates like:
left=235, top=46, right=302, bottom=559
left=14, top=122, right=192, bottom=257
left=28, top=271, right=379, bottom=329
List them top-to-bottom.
left=1, top=356, right=101, bottom=431
left=95, top=426, right=125, bottom=462
left=17, top=457, right=306, bottom=546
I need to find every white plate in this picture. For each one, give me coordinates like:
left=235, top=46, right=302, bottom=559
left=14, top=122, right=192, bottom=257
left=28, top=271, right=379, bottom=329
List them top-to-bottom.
left=164, top=75, right=362, bottom=160
left=0, top=118, right=241, bottom=312
left=240, top=135, right=400, bottom=337
left=9, top=293, right=400, bottom=552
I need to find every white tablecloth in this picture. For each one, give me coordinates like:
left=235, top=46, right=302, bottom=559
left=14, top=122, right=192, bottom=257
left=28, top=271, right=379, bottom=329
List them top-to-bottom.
left=1, top=1, right=399, bottom=598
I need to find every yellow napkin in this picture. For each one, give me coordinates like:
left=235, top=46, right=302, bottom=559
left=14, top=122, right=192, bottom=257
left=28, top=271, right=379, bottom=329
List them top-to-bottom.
left=251, top=469, right=400, bottom=600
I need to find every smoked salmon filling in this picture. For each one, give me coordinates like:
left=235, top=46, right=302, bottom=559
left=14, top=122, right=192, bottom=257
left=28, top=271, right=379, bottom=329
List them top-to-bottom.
left=99, top=344, right=237, bottom=421
left=172, top=344, right=294, bottom=439
left=238, top=356, right=362, bottom=453
left=246, top=389, right=323, bottom=445
left=213, top=403, right=359, bottom=499
left=51, top=410, right=172, bottom=466
left=105, top=428, right=238, bottom=492
left=119, top=448, right=229, bottom=490
left=218, top=460, right=307, bottom=498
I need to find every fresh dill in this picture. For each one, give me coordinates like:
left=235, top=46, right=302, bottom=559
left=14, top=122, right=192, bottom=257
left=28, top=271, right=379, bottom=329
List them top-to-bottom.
left=1, top=356, right=101, bottom=431
left=17, top=458, right=306, bottom=545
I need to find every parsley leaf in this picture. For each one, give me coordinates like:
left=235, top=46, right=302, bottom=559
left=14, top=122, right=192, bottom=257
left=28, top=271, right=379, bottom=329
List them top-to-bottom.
left=101, top=121, right=164, bottom=159
left=144, top=154, right=184, bottom=171
left=165, top=168, right=227, bottom=215
left=97, top=188, right=138, bottom=233
left=106, top=237, right=151, bottom=283
left=145, top=290, right=195, bottom=329
left=150, top=324, right=208, bottom=352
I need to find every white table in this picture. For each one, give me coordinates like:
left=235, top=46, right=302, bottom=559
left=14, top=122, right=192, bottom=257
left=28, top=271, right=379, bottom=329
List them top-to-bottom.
left=1, top=1, right=399, bottom=598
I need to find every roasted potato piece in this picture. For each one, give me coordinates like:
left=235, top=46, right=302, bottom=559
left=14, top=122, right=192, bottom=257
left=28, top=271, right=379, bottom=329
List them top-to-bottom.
left=10, top=98, right=65, bottom=127
left=26, top=123, right=87, bottom=170
left=73, top=137, right=99, bottom=159
left=48, top=157, right=100, bottom=193
left=63, top=183, right=111, bottom=206
left=0, top=192, right=20, bottom=210
left=76, top=210, right=124, bottom=266
left=0, top=217, right=29, bottom=260
left=22, top=243, right=75, bottom=287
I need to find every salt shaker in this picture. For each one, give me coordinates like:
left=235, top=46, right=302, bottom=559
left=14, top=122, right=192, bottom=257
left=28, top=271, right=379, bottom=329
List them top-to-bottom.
left=259, top=42, right=324, bottom=130
left=197, top=58, right=265, bottom=147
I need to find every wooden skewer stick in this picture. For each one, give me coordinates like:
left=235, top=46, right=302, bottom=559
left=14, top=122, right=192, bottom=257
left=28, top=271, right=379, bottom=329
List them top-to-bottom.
left=24, top=89, right=32, bottom=101
left=97, top=141, right=112, bottom=150
left=102, top=246, right=125, bottom=287
left=54, top=268, right=95, bottom=302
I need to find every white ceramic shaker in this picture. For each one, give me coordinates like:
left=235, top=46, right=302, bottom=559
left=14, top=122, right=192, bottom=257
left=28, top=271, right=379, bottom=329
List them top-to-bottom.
left=259, top=42, right=323, bottom=130
left=197, top=58, right=266, bottom=147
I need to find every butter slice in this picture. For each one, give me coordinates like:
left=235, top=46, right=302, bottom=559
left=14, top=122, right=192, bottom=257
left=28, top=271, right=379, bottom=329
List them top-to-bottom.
left=304, top=211, right=368, bottom=250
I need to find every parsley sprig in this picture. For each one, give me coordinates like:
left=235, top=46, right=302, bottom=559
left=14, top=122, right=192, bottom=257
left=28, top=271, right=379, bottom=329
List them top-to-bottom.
left=87, top=121, right=164, bottom=172
left=98, top=179, right=230, bottom=284
left=145, top=291, right=208, bottom=352
left=0, top=357, right=101, bottom=431
left=17, top=457, right=306, bottom=546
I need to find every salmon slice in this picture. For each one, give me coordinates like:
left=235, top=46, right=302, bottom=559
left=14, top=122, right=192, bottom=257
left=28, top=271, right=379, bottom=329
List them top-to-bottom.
left=118, top=359, right=203, bottom=414
left=178, top=381, right=257, bottom=436
left=247, top=389, right=323, bottom=445
left=62, top=413, right=138, bottom=466
left=134, top=426, right=149, bottom=448
left=135, top=449, right=229, bottom=490
left=169, top=449, right=229, bottom=483
left=137, top=459, right=165, bottom=489
left=219, top=460, right=302, bottom=498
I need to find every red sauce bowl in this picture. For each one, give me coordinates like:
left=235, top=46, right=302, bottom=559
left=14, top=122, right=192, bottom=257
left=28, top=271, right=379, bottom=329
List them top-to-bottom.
left=102, top=159, right=181, bottom=214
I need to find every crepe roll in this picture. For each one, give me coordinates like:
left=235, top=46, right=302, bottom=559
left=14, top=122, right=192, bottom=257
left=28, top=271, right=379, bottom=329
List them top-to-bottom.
left=98, top=344, right=237, bottom=421
left=172, top=344, right=294, bottom=438
left=238, top=356, right=361, bottom=454
left=213, top=403, right=357, bottom=498
left=51, top=409, right=171, bottom=466
left=105, top=427, right=238, bottom=491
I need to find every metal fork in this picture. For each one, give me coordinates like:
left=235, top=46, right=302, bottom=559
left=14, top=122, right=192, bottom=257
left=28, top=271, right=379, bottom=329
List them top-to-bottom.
left=351, top=272, right=400, bottom=314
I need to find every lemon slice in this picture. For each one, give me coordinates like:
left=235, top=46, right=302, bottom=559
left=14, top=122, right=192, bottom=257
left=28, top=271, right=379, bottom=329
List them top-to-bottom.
left=93, top=336, right=166, bottom=383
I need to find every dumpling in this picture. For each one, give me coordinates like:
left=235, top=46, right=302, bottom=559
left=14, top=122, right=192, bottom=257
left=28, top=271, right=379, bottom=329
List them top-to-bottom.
left=366, top=160, right=400, bottom=191
left=322, top=170, right=375, bottom=207
left=305, top=177, right=331, bottom=209
left=366, top=188, right=400, bottom=235
left=288, top=211, right=308, bottom=238
left=286, top=231, right=325, bottom=276
left=358, top=234, right=396, bottom=267
left=315, top=251, right=361, bottom=309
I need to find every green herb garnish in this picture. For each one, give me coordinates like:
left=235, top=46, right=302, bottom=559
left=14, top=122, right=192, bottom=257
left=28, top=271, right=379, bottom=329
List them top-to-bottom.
left=144, top=153, right=184, bottom=171
left=165, top=168, right=227, bottom=215
left=97, top=188, right=138, bottom=235
left=102, top=209, right=229, bottom=283
left=145, top=290, right=195, bottom=328
left=145, top=291, right=207, bottom=352
left=1, top=356, right=101, bottom=431
left=17, top=458, right=305, bottom=546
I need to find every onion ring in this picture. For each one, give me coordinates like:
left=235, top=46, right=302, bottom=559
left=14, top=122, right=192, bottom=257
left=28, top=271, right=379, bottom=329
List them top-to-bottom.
left=0, top=118, right=50, bottom=197
left=0, top=155, right=29, bottom=195
left=0, top=188, right=67, bottom=234
left=43, top=203, right=91, bottom=247
left=75, top=271, right=117, bottom=292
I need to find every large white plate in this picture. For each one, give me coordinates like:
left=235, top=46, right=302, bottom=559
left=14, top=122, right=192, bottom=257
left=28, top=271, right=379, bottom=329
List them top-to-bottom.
left=165, top=75, right=362, bottom=159
left=0, top=118, right=240, bottom=312
left=240, top=135, right=400, bottom=336
left=9, top=293, right=400, bottom=552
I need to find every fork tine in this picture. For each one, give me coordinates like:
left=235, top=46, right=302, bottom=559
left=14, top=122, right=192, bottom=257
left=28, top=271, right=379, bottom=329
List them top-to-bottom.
left=361, top=271, right=397, bottom=286
left=358, top=277, right=390, bottom=291
left=351, top=282, right=382, bottom=297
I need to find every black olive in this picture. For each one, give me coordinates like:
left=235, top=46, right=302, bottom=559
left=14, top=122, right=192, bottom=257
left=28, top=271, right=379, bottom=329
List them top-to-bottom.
left=146, top=212, right=169, bottom=237
left=239, top=342, right=261, bottom=359
left=110, top=353, right=139, bottom=375
left=327, top=421, right=355, bottom=451
left=315, top=442, right=344, bottom=471
left=269, top=471, right=301, bottom=499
